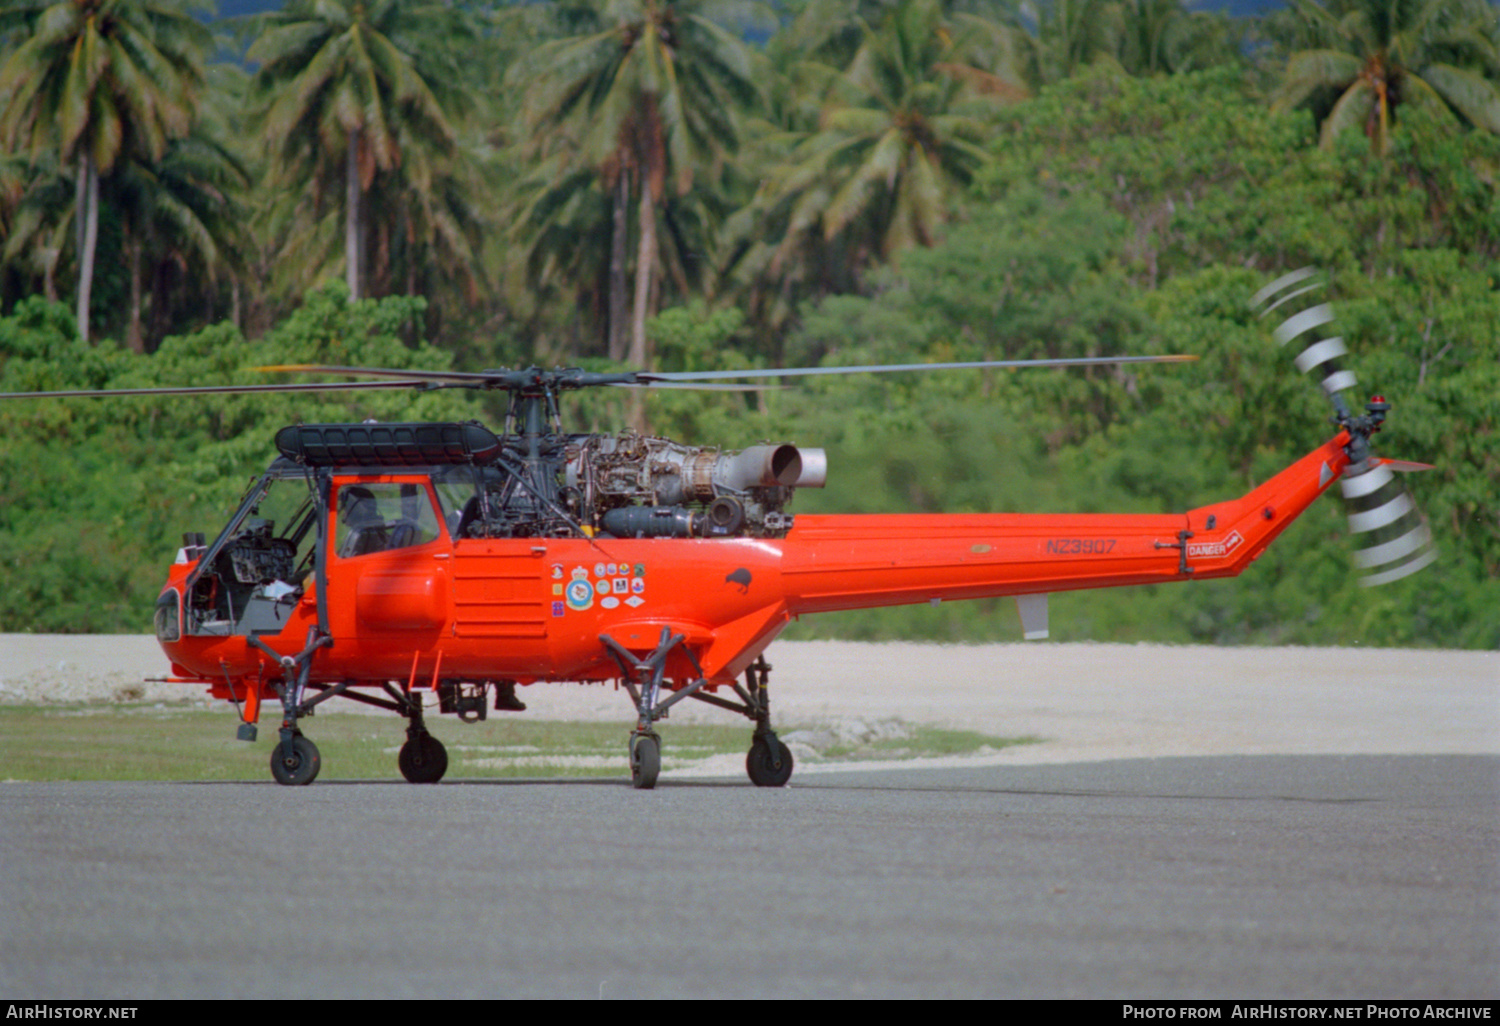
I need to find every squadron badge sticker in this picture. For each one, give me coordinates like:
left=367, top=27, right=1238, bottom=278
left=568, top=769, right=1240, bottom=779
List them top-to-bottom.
left=560, top=563, right=650, bottom=614
left=565, top=578, right=595, bottom=611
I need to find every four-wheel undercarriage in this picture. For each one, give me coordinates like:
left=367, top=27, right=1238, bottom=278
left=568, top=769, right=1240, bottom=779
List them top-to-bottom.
left=251, top=626, right=791, bottom=790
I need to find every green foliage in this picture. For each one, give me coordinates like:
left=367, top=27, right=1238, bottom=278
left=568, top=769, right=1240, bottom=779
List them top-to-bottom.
left=241, top=0, right=484, bottom=311
left=1264, top=0, right=1500, bottom=152
left=1, top=12, right=1495, bottom=648
left=980, top=66, right=1500, bottom=277
left=777, top=68, right=1498, bottom=647
left=0, top=285, right=483, bottom=632
left=639, top=304, right=765, bottom=443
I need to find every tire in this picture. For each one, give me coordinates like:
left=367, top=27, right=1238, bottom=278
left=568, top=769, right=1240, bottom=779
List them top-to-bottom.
left=398, top=733, right=449, bottom=784
left=269, top=734, right=321, bottom=786
left=630, top=734, right=661, bottom=790
left=746, top=736, right=793, bottom=787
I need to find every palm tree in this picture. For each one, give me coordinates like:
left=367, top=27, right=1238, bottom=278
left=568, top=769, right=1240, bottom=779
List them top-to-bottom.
left=0, top=0, right=210, bottom=341
left=244, top=0, right=475, bottom=301
left=508, top=0, right=763, bottom=369
left=716, top=0, right=1028, bottom=359
left=742, top=0, right=1022, bottom=280
left=770, top=0, right=903, bottom=72
left=1012, top=0, right=1242, bottom=83
left=1014, top=0, right=1126, bottom=84
left=1116, top=0, right=1243, bottom=76
left=1270, top=0, right=1500, bottom=153
left=503, top=121, right=739, bottom=362
left=109, top=128, right=250, bottom=350
left=501, top=143, right=628, bottom=358
left=0, top=149, right=71, bottom=305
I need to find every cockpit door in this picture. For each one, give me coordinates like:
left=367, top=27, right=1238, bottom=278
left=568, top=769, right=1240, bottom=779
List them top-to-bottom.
left=326, top=476, right=451, bottom=638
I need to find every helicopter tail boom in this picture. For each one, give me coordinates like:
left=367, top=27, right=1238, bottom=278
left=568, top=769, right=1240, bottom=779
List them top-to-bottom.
left=779, top=435, right=1351, bottom=617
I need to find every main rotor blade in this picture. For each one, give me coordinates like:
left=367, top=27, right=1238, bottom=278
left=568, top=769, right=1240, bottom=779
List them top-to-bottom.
left=641, top=354, right=1197, bottom=382
left=261, top=355, right=1197, bottom=391
left=259, top=364, right=498, bottom=385
left=262, top=364, right=774, bottom=392
left=0, top=380, right=431, bottom=400
left=607, top=381, right=777, bottom=392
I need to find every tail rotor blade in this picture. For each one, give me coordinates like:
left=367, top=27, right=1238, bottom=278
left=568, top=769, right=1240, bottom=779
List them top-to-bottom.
left=1254, top=268, right=1436, bottom=586
left=1253, top=270, right=1359, bottom=407
left=1340, top=464, right=1438, bottom=585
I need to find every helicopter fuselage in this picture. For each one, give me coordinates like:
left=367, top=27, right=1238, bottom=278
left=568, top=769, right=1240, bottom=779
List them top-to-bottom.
left=5, top=343, right=1430, bottom=787
left=157, top=432, right=1353, bottom=721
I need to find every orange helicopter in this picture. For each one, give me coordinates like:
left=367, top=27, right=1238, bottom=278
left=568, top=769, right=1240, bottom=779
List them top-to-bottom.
left=2, top=270, right=1433, bottom=788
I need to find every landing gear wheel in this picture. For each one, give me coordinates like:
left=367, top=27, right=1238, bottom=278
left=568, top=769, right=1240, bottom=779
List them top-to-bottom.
left=398, top=733, right=448, bottom=784
left=630, top=733, right=661, bottom=790
left=270, top=734, right=321, bottom=786
left=746, top=736, right=793, bottom=787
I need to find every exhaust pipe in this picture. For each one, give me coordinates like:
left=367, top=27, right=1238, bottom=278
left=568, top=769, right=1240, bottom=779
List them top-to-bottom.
left=715, top=444, right=804, bottom=492
left=792, top=448, right=827, bottom=489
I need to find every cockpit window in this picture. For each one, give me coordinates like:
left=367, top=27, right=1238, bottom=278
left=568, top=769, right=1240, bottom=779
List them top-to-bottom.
left=183, top=472, right=318, bottom=636
left=431, top=473, right=483, bottom=539
left=335, top=482, right=442, bottom=557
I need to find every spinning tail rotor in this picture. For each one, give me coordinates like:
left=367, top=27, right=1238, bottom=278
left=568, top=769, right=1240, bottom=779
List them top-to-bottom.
left=1252, top=269, right=1436, bottom=586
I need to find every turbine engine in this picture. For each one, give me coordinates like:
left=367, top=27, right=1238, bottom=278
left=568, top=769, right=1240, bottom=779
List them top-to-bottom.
left=566, top=434, right=827, bottom=538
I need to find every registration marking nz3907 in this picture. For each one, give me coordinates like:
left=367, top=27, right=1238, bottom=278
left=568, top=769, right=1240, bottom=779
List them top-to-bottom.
left=1045, top=538, right=1117, bottom=555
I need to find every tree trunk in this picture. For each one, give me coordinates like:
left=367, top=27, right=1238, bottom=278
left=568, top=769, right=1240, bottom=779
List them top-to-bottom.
left=346, top=128, right=362, bottom=299
left=76, top=155, right=99, bottom=344
left=74, top=156, right=86, bottom=266
left=608, top=170, right=630, bottom=362
left=628, top=184, right=658, bottom=435
left=630, top=185, right=655, bottom=371
left=126, top=238, right=144, bottom=353
left=43, top=247, right=57, bottom=302
left=151, top=254, right=174, bottom=348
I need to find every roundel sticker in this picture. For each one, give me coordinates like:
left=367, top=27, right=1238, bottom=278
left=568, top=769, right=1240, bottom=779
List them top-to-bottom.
left=565, top=579, right=595, bottom=611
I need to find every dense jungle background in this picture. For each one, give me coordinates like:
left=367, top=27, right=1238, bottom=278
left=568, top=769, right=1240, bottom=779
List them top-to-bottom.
left=1, top=0, right=1496, bottom=645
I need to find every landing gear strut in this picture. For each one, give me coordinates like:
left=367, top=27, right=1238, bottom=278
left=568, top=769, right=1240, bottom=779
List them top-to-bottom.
left=254, top=627, right=332, bottom=787
left=247, top=628, right=458, bottom=785
left=601, top=628, right=694, bottom=791
left=601, top=632, right=794, bottom=789
left=742, top=657, right=793, bottom=787
left=393, top=683, right=448, bottom=784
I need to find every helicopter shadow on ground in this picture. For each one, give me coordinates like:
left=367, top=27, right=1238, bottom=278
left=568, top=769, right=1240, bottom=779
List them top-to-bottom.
left=167, top=752, right=1500, bottom=802
left=172, top=775, right=751, bottom=789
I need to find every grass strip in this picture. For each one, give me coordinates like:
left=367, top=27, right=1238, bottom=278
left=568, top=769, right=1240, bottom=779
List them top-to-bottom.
left=0, top=704, right=1036, bottom=783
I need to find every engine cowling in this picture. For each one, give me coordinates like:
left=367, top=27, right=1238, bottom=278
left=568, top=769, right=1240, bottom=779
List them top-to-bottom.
left=565, top=435, right=825, bottom=537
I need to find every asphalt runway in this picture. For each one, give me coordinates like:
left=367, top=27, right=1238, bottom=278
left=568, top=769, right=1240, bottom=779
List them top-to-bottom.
left=3, top=754, right=1495, bottom=999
